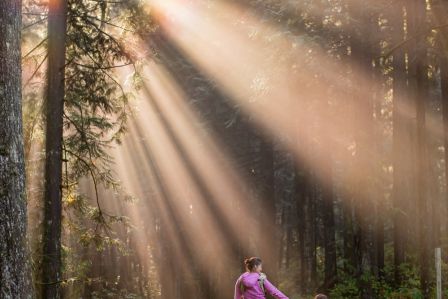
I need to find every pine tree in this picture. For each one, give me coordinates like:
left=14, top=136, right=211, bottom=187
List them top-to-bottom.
left=41, top=0, right=68, bottom=297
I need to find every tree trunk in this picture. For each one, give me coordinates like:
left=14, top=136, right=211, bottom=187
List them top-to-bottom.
left=0, top=0, right=33, bottom=297
left=42, top=0, right=68, bottom=297
left=409, top=0, right=430, bottom=296
left=435, top=0, right=448, bottom=249
left=349, top=2, right=376, bottom=295
left=392, top=2, right=410, bottom=286
left=443, top=50, right=448, bottom=248
left=258, top=138, right=278, bottom=283
left=321, top=155, right=337, bottom=290
left=295, top=164, right=309, bottom=294
left=309, top=180, right=318, bottom=290
left=342, top=201, right=355, bottom=274
left=376, top=204, right=385, bottom=277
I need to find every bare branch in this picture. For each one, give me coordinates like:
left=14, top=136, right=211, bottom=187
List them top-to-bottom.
left=22, top=16, right=48, bottom=30
left=22, top=37, right=48, bottom=60
left=23, top=53, right=48, bottom=88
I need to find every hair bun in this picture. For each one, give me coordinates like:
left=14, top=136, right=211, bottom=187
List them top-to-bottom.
left=244, top=257, right=262, bottom=271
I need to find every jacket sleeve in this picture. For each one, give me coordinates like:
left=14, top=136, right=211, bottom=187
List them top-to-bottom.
left=234, top=276, right=243, bottom=299
left=264, top=278, right=288, bottom=299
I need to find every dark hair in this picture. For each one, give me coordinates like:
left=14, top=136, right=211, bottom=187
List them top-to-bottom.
left=244, top=257, right=262, bottom=271
left=314, top=294, right=328, bottom=299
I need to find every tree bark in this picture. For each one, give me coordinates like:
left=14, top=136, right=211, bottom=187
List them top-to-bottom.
left=0, top=0, right=33, bottom=297
left=42, top=0, right=68, bottom=297
left=409, top=0, right=430, bottom=296
left=435, top=0, right=448, bottom=250
left=391, top=1, right=411, bottom=286
left=349, top=2, right=376, bottom=295
left=258, top=138, right=278, bottom=283
left=321, top=155, right=337, bottom=291
left=295, top=164, right=309, bottom=294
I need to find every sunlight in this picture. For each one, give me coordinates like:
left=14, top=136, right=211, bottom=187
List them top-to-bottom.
left=11, top=0, right=447, bottom=297
left=146, top=0, right=382, bottom=197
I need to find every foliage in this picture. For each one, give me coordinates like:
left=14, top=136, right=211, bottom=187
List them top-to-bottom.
left=22, top=0, right=155, bottom=295
left=330, top=257, right=424, bottom=299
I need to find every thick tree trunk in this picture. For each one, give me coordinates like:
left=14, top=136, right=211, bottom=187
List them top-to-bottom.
left=42, top=0, right=68, bottom=297
left=0, top=1, right=33, bottom=297
left=349, top=3, right=376, bottom=295
left=258, top=138, right=278, bottom=283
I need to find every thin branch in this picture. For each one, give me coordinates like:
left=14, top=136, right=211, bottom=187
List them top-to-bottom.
left=87, top=0, right=125, bottom=3
left=22, top=12, right=48, bottom=16
left=82, top=14, right=134, bottom=32
left=22, top=16, right=48, bottom=30
left=81, top=17, right=128, bottom=57
left=381, top=23, right=448, bottom=59
left=22, top=37, right=48, bottom=60
left=72, top=39, right=128, bottom=98
left=23, top=53, right=48, bottom=88
left=73, top=61, right=133, bottom=70
left=63, top=147, right=104, bottom=219
left=36, top=278, right=74, bottom=285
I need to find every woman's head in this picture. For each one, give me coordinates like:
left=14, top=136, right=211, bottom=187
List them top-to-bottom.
left=244, top=257, right=262, bottom=273
left=314, top=294, right=328, bottom=299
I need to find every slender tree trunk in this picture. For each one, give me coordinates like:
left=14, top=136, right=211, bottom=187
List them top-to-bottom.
left=0, top=0, right=33, bottom=297
left=42, top=0, right=68, bottom=297
left=409, top=0, right=430, bottom=296
left=435, top=0, right=448, bottom=246
left=392, top=1, right=410, bottom=285
left=443, top=49, right=448, bottom=244
left=372, top=60, right=385, bottom=278
left=321, top=154, right=337, bottom=290
left=295, top=165, right=309, bottom=294
left=310, top=179, right=318, bottom=289
left=342, top=201, right=355, bottom=273
left=376, top=203, right=385, bottom=277
left=284, top=208, right=292, bottom=268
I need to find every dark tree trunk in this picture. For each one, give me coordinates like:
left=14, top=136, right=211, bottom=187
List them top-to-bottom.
left=0, top=0, right=32, bottom=297
left=42, top=0, right=68, bottom=297
left=409, top=0, right=430, bottom=296
left=436, top=0, right=448, bottom=250
left=391, top=2, right=410, bottom=286
left=349, top=3, right=376, bottom=295
left=443, top=44, right=448, bottom=245
left=373, top=66, right=385, bottom=278
left=258, top=138, right=278, bottom=283
left=321, top=155, right=337, bottom=291
left=295, top=164, right=309, bottom=294
left=310, top=181, right=318, bottom=289
left=342, top=201, right=355, bottom=274
left=375, top=204, right=385, bottom=277
left=284, top=208, right=293, bottom=268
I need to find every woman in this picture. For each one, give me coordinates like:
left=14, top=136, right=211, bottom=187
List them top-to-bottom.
left=234, top=257, right=288, bottom=299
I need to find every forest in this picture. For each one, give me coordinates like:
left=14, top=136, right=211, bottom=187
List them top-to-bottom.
left=2, top=0, right=448, bottom=298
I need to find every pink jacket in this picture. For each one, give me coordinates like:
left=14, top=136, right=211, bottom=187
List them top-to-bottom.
left=234, top=272, right=289, bottom=299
